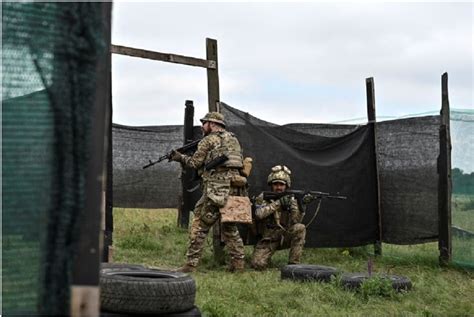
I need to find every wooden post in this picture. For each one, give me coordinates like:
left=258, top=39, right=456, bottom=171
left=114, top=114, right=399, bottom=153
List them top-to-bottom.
left=71, top=3, right=111, bottom=317
left=206, top=38, right=225, bottom=263
left=206, top=38, right=220, bottom=112
left=103, top=59, right=113, bottom=262
left=438, top=72, right=452, bottom=265
left=366, top=77, right=383, bottom=256
left=178, top=100, right=195, bottom=228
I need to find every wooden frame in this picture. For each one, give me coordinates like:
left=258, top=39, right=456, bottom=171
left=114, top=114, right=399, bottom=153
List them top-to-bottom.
left=107, top=39, right=223, bottom=263
left=110, top=39, right=219, bottom=113
left=366, top=74, right=452, bottom=264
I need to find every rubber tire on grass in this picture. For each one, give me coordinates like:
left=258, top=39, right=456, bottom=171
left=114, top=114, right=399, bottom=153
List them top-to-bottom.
left=100, top=262, right=146, bottom=271
left=281, top=264, right=339, bottom=282
left=100, top=268, right=196, bottom=314
left=341, top=273, right=412, bottom=291
left=100, top=305, right=202, bottom=317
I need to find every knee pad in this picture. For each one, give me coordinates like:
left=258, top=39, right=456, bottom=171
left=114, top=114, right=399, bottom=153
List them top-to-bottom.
left=200, top=211, right=219, bottom=225
left=291, top=223, right=306, bottom=234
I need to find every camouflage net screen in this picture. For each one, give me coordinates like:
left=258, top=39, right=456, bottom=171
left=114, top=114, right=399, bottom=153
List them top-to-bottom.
left=3, top=2, right=110, bottom=314
left=113, top=103, right=447, bottom=249
left=451, top=110, right=474, bottom=269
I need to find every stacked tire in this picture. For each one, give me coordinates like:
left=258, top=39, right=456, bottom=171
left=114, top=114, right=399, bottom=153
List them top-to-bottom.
left=100, top=263, right=200, bottom=316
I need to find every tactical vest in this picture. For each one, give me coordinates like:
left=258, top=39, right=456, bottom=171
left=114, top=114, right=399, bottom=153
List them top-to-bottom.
left=205, top=131, right=243, bottom=168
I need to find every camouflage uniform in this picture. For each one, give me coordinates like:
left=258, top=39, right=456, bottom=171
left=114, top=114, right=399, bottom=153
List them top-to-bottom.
left=177, top=113, right=246, bottom=271
left=251, top=166, right=306, bottom=270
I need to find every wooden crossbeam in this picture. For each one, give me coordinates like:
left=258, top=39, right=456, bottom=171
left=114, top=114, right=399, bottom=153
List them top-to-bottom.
left=111, top=44, right=216, bottom=69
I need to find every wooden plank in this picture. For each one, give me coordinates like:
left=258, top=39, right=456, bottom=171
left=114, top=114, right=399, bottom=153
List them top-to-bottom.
left=206, top=38, right=220, bottom=112
left=206, top=38, right=224, bottom=263
left=111, top=44, right=216, bottom=69
left=103, top=61, right=113, bottom=262
left=438, top=72, right=452, bottom=265
left=366, top=77, right=383, bottom=256
left=178, top=100, right=195, bottom=228
left=70, top=286, right=100, bottom=317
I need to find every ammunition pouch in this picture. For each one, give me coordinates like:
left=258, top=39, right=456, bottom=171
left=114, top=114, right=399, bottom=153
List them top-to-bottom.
left=240, top=157, right=253, bottom=177
left=230, top=174, right=247, bottom=187
left=206, top=179, right=230, bottom=208
left=219, top=196, right=252, bottom=224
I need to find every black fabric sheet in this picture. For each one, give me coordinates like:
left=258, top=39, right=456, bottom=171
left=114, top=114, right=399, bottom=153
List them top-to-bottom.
left=111, top=103, right=442, bottom=247
left=220, top=103, right=379, bottom=247
left=377, top=116, right=440, bottom=244
left=113, top=124, right=184, bottom=208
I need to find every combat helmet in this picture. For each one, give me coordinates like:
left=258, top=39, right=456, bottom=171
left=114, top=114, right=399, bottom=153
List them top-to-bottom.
left=200, top=111, right=225, bottom=127
left=267, top=165, right=292, bottom=188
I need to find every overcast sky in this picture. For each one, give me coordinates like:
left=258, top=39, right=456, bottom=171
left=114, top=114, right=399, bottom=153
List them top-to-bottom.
left=111, top=2, right=473, bottom=126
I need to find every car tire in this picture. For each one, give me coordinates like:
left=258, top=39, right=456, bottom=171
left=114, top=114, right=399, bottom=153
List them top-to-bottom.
left=100, top=262, right=146, bottom=271
left=281, top=264, right=339, bottom=282
left=100, top=268, right=196, bottom=314
left=341, top=273, right=412, bottom=291
left=100, top=305, right=202, bottom=317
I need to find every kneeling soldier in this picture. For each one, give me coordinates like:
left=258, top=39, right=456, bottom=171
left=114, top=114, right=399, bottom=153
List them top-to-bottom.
left=251, top=165, right=306, bottom=270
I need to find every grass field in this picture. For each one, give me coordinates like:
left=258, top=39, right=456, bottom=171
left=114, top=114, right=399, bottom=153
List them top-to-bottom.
left=453, top=194, right=474, bottom=231
left=452, top=195, right=474, bottom=266
left=112, top=208, right=474, bottom=316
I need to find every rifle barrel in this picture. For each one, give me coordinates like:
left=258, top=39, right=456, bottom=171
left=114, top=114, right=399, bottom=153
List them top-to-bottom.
left=142, top=139, right=200, bottom=170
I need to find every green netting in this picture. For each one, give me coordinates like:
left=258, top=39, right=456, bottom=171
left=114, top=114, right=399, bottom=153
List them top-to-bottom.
left=2, top=2, right=109, bottom=314
left=451, top=110, right=474, bottom=269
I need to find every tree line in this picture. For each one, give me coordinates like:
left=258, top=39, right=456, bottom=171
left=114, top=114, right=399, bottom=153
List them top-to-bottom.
left=452, top=168, right=474, bottom=195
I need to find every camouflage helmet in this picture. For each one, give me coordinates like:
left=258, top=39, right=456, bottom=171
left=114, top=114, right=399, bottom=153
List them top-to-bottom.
left=200, top=111, right=225, bottom=127
left=267, top=165, right=292, bottom=188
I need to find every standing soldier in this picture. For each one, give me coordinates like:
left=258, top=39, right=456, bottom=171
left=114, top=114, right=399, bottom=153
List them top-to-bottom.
left=170, top=112, right=246, bottom=273
left=251, top=165, right=306, bottom=270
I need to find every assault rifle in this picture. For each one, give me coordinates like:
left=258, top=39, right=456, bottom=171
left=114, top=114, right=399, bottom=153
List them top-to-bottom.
left=142, top=138, right=201, bottom=169
left=261, top=190, right=347, bottom=228
left=262, top=190, right=347, bottom=202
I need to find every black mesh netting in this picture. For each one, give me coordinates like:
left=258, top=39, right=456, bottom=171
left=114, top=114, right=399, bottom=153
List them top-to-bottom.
left=3, top=2, right=110, bottom=314
left=113, top=102, right=445, bottom=248
left=220, top=104, right=379, bottom=247
left=377, top=116, right=441, bottom=244
left=113, top=124, right=200, bottom=208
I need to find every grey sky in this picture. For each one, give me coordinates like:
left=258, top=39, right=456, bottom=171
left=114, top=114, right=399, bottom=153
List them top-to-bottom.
left=111, top=2, right=472, bottom=126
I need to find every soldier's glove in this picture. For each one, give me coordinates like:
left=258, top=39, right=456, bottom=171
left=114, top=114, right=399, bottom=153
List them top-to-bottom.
left=169, top=150, right=183, bottom=162
left=302, top=193, right=314, bottom=204
left=279, top=195, right=292, bottom=211
left=269, top=199, right=281, bottom=210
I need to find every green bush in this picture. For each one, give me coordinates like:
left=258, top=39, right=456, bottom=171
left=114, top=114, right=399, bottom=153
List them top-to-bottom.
left=359, top=276, right=395, bottom=299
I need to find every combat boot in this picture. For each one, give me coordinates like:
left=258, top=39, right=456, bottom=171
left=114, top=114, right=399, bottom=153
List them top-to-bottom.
left=228, top=259, right=245, bottom=273
left=177, top=264, right=196, bottom=273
